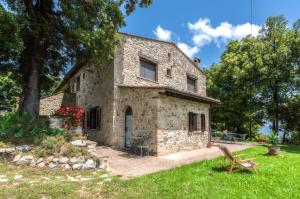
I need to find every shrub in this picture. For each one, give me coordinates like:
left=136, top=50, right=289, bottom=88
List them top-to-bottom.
left=55, top=105, right=84, bottom=129
left=0, top=111, right=64, bottom=143
left=212, top=131, right=224, bottom=137
left=269, top=131, right=279, bottom=146
left=255, top=134, right=269, bottom=143
left=33, top=135, right=66, bottom=157
left=59, top=143, right=89, bottom=158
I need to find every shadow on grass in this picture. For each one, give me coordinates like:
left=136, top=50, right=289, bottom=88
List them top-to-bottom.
left=280, top=145, right=300, bottom=154
left=211, top=166, right=253, bottom=174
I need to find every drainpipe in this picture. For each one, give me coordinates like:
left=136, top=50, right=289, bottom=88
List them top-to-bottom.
left=207, top=106, right=212, bottom=148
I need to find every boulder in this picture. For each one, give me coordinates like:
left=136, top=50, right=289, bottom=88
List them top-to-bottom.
left=71, top=140, right=86, bottom=147
left=16, top=145, right=30, bottom=152
left=0, top=147, right=16, bottom=158
left=12, top=154, right=22, bottom=163
left=17, top=155, right=34, bottom=165
left=45, top=156, right=54, bottom=164
left=59, top=157, right=69, bottom=164
left=69, top=157, right=78, bottom=165
left=36, top=158, right=43, bottom=164
left=53, top=158, right=59, bottom=163
left=82, top=159, right=96, bottom=169
left=99, top=159, right=109, bottom=170
left=30, top=160, right=36, bottom=167
left=37, top=162, right=46, bottom=168
left=49, top=162, right=58, bottom=169
left=72, top=163, right=83, bottom=170
left=62, top=164, right=71, bottom=170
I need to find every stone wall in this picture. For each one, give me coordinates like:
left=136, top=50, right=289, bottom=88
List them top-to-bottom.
left=118, top=34, right=207, bottom=96
left=74, top=63, right=115, bottom=144
left=113, top=87, right=159, bottom=154
left=39, top=92, right=75, bottom=116
left=156, top=94, right=210, bottom=156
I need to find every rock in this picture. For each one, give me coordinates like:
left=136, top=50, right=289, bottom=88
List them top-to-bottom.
left=71, top=140, right=87, bottom=147
left=85, top=140, right=97, bottom=148
left=16, top=145, right=30, bottom=152
left=0, top=147, right=16, bottom=158
left=12, top=154, right=22, bottom=163
left=17, top=155, right=34, bottom=165
left=45, top=156, right=54, bottom=164
left=77, top=156, right=85, bottom=163
left=59, top=157, right=69, bottom=164
left=69, top=157, right=78, bottom=165
left=36, top=158, right=43, bottom=164
left=53, top=158, right=59, bottom=163
left=82, top=159, right=96, bottom=169
left=99, top=159, right=109, bottom=170
left=30, top=160, right=36, bottom=167
left=37, top=162, right=46, bottom=168
left=49, top=162, right=58, bottom=169
left=72, top=163, right=83, bottom=170
left=63, top=164, right=71, bottom=170
left=14, top=175, right=23, bottom=180
left=0, top=179, right=8, bottom=183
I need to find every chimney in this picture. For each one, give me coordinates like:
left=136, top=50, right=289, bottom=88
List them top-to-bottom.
left=193, top=57, right=201, bottom=68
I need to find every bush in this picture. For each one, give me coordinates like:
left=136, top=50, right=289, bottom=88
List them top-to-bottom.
left=0, top=111, right=64, bottom=143
left=212, top=131, right=224, bottom=137
left=269, top=131, right=279, bottom=146
left=255, top=134, right=269, bottom=143
left=33, top=135, right=66, bottom=157
left=59, top=143, right=89, bottom=158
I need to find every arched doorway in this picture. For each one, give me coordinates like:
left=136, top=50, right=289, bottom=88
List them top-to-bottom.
left=124, top=107, right=133, bottom=148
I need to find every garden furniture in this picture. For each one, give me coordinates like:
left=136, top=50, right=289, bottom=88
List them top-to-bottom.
left=219, top=145, right=259, bottom=173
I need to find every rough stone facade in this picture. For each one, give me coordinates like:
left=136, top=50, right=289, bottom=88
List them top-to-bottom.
left=40, top=33, right=219, bottom=156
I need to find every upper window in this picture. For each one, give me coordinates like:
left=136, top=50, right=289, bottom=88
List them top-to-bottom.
left=140, top=58, right=157, bottom=81
left=167, top=68, right=172, bottom=77
left=76, top=76, right=80, bottom=91
left=187, top=76, right=197, bottom=92
left=188, top=112, right=197, bottom=132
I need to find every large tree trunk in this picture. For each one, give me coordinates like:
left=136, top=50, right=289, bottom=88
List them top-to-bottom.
left=19, top=37, right=41, bottom=119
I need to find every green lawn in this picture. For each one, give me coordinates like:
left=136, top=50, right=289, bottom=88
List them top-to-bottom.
left=1, top=146, right=300, bottom=198
left=103, top=146, right=300, bottom=199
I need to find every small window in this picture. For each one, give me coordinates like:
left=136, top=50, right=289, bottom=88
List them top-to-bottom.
left=168, top=52, right=171, bottom=62
left=140, top=58, right=157, bottom=81
left=167, top=68, right=172, bottom=76
left=82, top=73, right=85, bottom=79
left=76, top=76, right=80, bottom=91
left=187, top=76, right=197, bottom=92
left=87, top=107, right=101, bottom=130
left=188, top=112, right=197, bottom=132
left=201, top=114, right=206, bottom=132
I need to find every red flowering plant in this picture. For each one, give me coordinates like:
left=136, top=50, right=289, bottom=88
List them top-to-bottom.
left=55, top=105, right=84, bottom=130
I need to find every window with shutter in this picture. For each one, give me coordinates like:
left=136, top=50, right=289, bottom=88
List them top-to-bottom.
left=140, top=58, right=157, bottom=81
left=187, top=76, right=197, bottom=92
left=96, top=107, right=101, bottom=130
left=188, top=112, right=197, bottom=132
left=201, top=114, right=206, bottom=132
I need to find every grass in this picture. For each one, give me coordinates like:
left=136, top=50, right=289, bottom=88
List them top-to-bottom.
left=1, top=145, right=300, bottom=198
left=103, top=145, right=300, bottom=199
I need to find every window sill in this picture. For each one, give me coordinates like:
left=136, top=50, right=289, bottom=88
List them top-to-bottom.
left=136, top=75, right=159, bottom=84
left=188, top=131, right=205, bottom=135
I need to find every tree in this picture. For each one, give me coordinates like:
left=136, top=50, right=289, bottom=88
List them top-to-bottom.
left=0, top=0, right=152, bottom=118
left=206, top=16, right=300, bottom=138
left=259, top=16, right=300, bottom=134
left=205, top=37, right=264, bottom=138
left=0, top=73, right=22, bottom=110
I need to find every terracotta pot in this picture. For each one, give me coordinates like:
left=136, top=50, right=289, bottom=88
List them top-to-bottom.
left=268, top=146, right=280, bottom=156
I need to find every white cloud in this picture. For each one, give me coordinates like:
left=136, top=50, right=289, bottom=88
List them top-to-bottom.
left=188, top=18, right=261, bottom=48
left=153, top=25, right=172, bottom=41
left=177, top=42, right=199, bottom=58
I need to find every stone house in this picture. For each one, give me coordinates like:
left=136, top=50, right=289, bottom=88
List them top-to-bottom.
left=40, top=33, right=220, bottom=156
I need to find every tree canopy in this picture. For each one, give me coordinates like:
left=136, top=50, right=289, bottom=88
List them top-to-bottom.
left=0, top=0, right=152, bottom=118
left=206, top=16, right=300, bottom=138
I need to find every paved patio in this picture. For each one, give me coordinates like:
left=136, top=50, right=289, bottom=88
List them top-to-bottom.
left=92, top=143, right=253, bottom=179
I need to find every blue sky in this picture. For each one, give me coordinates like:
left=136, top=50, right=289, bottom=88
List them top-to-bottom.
left=121, top=0, right=300, bottom=68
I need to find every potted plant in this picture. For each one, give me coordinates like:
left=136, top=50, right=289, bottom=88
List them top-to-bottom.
left=268, top=131, right=280, bottom=156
